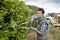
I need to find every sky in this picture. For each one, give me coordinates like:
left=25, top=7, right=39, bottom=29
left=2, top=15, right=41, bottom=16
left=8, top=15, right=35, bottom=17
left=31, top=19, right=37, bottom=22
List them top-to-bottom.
left=23, top=0, right=60, bottom=15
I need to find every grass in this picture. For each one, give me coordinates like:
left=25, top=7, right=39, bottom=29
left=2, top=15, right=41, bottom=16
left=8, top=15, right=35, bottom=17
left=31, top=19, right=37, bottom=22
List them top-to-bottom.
left=48, top=23, right=60, bottom=40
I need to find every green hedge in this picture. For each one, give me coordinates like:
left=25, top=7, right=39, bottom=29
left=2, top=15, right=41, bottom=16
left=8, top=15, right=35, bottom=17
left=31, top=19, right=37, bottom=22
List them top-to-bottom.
left=0, top=0, right=32, bottom=40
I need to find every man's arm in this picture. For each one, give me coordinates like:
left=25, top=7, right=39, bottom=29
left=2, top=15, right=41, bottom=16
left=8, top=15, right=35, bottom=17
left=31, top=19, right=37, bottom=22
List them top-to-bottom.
left=35, top=23, right=47, bottom=35
left=30, top=27, right=41, bottom=34
left=35, top=29, right=41, bottom=35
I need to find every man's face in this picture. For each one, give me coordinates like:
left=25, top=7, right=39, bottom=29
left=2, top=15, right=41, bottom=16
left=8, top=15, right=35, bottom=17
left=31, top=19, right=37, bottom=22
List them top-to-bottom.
left=37, top=11, right=43, bottom=18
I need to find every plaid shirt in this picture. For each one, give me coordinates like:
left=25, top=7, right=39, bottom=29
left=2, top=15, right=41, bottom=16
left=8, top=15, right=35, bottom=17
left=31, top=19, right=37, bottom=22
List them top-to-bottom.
left=33, top=16, right=48, bottom=40
left=33, top=16, right=48, bottom=35
left=37, top=22, right=48, bottom=40
left=40, top=23, right=48, bottom=35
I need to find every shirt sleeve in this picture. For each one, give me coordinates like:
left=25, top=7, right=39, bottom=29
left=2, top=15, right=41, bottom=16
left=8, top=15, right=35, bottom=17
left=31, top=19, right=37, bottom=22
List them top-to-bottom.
left=40, top=23, right=48, bottom=34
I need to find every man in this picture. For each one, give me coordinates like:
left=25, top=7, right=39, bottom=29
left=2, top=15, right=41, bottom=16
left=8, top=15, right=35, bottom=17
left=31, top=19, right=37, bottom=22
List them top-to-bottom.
left=30, top=8, right=48, bottom=40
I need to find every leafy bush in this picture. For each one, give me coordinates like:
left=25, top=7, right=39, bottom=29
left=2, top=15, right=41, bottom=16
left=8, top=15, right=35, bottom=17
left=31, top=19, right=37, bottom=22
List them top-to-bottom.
left=0, top=0, right=32, bottom=40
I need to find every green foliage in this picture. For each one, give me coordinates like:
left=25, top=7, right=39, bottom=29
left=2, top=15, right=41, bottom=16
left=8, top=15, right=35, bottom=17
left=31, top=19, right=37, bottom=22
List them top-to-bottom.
left=0, top=0, right=32, bottom=40
left=28, top=5, right=38, bottom=16
left=28, top=5, right=39, bottom=28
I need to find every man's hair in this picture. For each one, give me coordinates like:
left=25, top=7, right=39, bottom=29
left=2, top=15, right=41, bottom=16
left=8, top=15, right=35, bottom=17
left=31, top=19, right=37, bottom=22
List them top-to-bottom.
left=37, top=8, right=45, bottom=14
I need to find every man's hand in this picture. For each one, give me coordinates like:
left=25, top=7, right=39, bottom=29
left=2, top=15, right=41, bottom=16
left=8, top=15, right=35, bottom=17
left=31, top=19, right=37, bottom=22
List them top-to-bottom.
left=30, top=27, right=37, bottom=31
left=30, top=27, right=41, bottom=35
